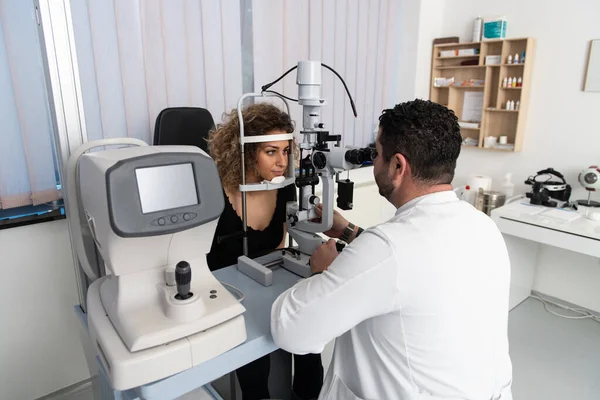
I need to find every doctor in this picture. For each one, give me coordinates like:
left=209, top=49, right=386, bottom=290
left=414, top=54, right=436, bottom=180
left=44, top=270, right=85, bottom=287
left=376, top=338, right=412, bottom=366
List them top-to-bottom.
left=271, top=99, right=513, bottom=400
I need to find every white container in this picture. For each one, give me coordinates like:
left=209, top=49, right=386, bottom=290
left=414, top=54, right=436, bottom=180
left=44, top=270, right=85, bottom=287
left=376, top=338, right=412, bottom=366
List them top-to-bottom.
left=472, top=16, right=483, bottom=42
left=514, top=53, right=519, bottom=63
left=507, top=54, right=512, bottom=64
left=502, top=77, right=508, bottom=87
left=515, top=101, right=520, bottom=111
left=499, top=135, right=508, bottom=145
left=484, top=136, right=498, bottom=148
left=502, top=173, right=515, bottom=197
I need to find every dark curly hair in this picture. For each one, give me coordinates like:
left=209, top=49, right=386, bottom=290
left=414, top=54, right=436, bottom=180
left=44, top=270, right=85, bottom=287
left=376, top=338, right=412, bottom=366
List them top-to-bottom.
left=378, top=99, right=461, bottom=185
left=207, top=103, right=296, bottom=192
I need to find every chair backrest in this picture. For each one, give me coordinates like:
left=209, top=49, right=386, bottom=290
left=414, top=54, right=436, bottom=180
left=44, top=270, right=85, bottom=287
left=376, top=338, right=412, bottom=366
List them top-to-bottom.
left=153, top=107, right=215, bottom=153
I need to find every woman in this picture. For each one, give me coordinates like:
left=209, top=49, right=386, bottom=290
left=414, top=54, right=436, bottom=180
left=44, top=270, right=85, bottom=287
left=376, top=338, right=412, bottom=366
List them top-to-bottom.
left=206, top=103, right=323, bottom=400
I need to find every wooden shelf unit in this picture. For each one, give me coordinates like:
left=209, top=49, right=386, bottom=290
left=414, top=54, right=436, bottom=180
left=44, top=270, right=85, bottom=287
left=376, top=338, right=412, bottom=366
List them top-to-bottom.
left=429, top=38, right=535, bottom=152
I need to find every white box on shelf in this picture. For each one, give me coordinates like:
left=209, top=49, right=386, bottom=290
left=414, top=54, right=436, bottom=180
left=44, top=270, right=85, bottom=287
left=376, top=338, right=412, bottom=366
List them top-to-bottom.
left=458, top=48, right=478, bottom=56
left=440, top=50, right=457, bottom=57
left=485, top=55, right=501, bottom=65
left=459, top=121, right=480, bottom=129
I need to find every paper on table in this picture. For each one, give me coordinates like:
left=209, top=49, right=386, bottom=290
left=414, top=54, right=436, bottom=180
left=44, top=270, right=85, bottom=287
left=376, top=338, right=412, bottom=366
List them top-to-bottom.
left=462, top=91, right=484, bottom=122
left=511, top=203, right=546, bottom=216
left=540, top=208, right=581, bottom=222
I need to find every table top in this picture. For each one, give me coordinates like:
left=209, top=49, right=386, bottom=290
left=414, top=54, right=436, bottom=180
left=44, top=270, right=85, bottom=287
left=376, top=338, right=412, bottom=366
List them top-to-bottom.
left=492, top=200, right=600, bottom=241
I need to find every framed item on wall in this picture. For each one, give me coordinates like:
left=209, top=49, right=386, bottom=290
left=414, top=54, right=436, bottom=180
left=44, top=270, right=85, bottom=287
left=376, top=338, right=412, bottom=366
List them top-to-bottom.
left=583, top=39, right=600, bottom=92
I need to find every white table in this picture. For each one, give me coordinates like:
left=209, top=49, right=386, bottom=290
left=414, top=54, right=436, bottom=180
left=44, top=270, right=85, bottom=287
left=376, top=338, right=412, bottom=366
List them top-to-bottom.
left=491, top=200, right=600, bottom=309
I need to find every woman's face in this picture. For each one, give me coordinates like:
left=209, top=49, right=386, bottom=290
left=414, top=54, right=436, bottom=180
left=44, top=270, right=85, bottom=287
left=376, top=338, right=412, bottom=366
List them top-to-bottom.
left=254, top=130, right=290, bottom=182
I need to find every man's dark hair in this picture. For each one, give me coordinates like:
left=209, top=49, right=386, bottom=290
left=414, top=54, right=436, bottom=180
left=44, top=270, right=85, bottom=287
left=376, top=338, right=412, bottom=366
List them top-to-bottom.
left=378, top=99, right=462, bottom=185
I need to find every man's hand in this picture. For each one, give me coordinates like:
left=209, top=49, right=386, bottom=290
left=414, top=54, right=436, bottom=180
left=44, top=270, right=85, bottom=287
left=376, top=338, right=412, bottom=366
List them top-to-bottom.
left=314, top=204, right=350, bottom=239
left=310, top=239, right=339, bottom=275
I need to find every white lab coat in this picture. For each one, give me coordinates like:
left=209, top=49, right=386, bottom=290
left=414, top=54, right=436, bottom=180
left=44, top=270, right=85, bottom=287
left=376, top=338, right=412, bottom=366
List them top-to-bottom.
left=271, top=191, right=513, bottom=400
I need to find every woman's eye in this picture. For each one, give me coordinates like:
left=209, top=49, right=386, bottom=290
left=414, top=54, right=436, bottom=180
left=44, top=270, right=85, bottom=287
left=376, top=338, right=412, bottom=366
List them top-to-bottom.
left=283, top=148, right=289, bottom=155
left=266, top=150, right=275, bottom=156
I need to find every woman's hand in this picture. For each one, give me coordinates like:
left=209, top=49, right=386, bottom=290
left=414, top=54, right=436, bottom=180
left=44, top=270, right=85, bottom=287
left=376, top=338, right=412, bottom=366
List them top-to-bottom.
left=314, top=204, right=350, bottom=239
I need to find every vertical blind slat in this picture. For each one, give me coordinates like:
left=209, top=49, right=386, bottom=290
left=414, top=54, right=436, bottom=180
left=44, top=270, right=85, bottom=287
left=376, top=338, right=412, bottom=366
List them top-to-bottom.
left=0, top=1, right=59, bottom=208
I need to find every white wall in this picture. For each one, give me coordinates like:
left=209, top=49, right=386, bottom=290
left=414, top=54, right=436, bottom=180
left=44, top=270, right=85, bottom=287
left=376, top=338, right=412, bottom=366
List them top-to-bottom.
left=409, top=0, right=600, bottom=310
left=432, top=0, right=600, bottom=195
left=0, top=220, right=89, bottom=400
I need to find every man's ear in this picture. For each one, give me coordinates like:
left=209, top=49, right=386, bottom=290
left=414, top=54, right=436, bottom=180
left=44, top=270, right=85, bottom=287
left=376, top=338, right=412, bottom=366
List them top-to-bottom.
left=389, top=153, right=409, bottom=183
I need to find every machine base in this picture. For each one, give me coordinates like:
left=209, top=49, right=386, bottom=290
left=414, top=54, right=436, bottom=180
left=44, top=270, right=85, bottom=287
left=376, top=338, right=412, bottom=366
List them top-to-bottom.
left=282, top=253, right=312, bottom=278
left=87, top=277, right=247, bottom=391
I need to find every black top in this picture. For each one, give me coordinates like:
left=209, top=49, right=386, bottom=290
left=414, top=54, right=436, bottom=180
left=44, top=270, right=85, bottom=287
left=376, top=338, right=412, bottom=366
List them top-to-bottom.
left=206, top=184, right=296, bottom=271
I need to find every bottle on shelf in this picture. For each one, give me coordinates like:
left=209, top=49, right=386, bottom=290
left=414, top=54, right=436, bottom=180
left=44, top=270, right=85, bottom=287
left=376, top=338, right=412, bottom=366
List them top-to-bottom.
left=472, top=17, right=483, bottom=42
left=521, top=51, right=526, bottom=63
left=514, top=53, right=519, bottom=63
left=507, top=54, right=512, bottom=64
left=502, top=77, right=508, bottom=88
left=507, top=77, right=512, bottom=87
left=512, top=77, right=517, bottom=87
left=517, top=77, right=522, bottom=87
left=515, top=100, right=520, bottom=111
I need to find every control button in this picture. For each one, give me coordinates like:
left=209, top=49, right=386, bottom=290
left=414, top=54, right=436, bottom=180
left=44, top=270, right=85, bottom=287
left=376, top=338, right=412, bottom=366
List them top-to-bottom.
left=313, top=151, right=327, bottom=169
left=183, top=213, right=192, bottom=221
left=170, top=215, right=179, bottom=223
left=158, top=217, right=166, bottom=226
left=210, top=290, right=217, bottom=294
left=210, top=295, right=217, bottom=299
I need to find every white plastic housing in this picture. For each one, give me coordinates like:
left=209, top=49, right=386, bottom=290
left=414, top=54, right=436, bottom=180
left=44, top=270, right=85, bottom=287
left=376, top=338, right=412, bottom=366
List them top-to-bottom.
left=78, top=146, right=217, bottom=276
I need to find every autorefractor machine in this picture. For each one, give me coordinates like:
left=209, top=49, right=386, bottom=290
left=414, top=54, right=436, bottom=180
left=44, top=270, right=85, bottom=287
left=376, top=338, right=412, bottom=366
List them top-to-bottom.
left=67, top=60, right=373, bottom=391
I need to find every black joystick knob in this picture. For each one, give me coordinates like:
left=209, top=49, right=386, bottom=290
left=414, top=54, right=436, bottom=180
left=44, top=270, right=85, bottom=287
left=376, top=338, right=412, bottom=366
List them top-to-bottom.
left=313, top=151, right=327, bottom=170
left=175, top=261, right=193, bottom=300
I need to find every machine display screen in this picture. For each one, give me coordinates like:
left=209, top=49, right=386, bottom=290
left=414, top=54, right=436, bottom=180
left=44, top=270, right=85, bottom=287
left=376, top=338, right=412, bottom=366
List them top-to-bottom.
left=135, top=163, right=199, bottom=214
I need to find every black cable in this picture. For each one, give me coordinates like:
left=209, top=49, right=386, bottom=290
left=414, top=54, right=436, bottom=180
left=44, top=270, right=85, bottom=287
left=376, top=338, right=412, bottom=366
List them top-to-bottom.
left=260, top=63, right=358, bottom=118
left=321, top=63, right=358, bottom=118
left=261, top=65, right=298, bottom=92
left=263, top=90, right=298, bottom=102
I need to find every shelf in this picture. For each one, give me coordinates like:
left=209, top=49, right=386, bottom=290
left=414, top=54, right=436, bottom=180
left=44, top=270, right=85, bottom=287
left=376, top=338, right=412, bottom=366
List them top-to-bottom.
left=429, top=37, right=534, bottom=153
left=433, top=38, right=530, bottom=48
left=434, top=41, right=481, bottom=48
left=435, top=55, right=480, bottom=60
left=434, top=65, right=486, bottom=70
left=451, top=85, right=485, bottom=89
left=486, top=108, right=519, bottom=113
left=481, top=147, right=515, bottom=152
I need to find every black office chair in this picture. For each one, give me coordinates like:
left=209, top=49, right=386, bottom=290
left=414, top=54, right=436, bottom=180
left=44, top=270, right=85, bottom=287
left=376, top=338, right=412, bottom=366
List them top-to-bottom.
left=153, top=107, right=215, bottom=153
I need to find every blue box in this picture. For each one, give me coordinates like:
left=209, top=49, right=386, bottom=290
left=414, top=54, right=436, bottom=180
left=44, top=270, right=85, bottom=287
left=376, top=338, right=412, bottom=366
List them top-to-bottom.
left=483, top=19, right=507, bottom=40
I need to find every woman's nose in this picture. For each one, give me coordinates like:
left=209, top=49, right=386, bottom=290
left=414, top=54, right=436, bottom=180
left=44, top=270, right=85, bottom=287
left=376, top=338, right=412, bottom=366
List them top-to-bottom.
left=277, top=152, right=287, bottom=166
